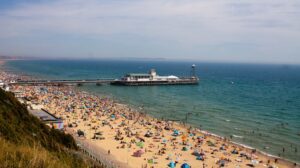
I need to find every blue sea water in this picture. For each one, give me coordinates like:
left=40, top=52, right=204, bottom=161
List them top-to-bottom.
left=5, top=60, right=300, bottom=162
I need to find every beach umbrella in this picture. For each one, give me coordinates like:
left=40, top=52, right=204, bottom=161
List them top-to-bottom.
left=168, top=161, right=176, bottom=168
left=181, top=163, right=190, bottom=168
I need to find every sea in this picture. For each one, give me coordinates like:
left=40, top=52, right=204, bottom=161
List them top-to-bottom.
left=5, top=59, right=300, bottom=162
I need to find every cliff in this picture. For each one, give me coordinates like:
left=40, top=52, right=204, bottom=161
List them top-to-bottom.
left=0, top=88, right=99, bottom=168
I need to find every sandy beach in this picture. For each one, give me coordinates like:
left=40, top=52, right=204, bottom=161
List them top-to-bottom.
left=0, top=68, right=299, bottom=168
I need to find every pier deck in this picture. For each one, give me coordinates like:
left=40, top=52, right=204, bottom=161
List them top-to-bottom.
left=9, top=78, right=117, bottom=86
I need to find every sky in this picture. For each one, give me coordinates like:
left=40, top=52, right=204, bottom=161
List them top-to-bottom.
left=0, top=0, right=299, bottom=64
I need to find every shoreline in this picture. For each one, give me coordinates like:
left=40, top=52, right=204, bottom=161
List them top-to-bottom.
left=1, top=60, right=299, bottom=168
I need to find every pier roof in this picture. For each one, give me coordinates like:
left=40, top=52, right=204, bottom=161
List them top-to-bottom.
left=126, top=73, right=150, bottom=77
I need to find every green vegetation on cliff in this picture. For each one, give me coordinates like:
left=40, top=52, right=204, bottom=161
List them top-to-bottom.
left=0, top=88, right=97, bottom=168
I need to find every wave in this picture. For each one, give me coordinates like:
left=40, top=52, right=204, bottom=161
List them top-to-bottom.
left=232, top=134, right=244, bottom=138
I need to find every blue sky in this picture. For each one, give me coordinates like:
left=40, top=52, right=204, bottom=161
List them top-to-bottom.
left=0, top=0, right=299, bottom=64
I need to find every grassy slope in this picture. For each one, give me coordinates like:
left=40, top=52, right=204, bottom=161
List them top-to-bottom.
left=0, top=88, right=97, bottom=168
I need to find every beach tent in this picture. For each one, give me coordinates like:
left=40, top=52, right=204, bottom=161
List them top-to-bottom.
left=111, top=114, right=116, bottom=119
left=164, top=125, right=171, bottom=130
left=77, top=130, right=85, bottom=137
left=173, top=130, right=179, bottom=136
left=144, top=131, right=153, bottom=137
left=181, top=134, right=187, bottom=143
left=197, top=136, right=203, bottom=139
left=162, top=139, right=167, bottom=144
left=207, top=140, right=215, bottom=147
left=136, top=141, right=144, bottom=148
left=220, top=145, right=226, bottom=150
left=182, top=146, right=188, bottom=151
left=133, top=149, right=144, bottom=157
left=231, top=149, right=239, bottom=154
left=193, top=150, right=200, bottom=156
left=196, top=155, right=204, bottom=160
left=148, top=158, right=154, bottom=164
left=219, top=160, right=226, bottom=167
left=251, top=160, right=259, bottom=165
left=168, top=161, right=176, bottom=168
left=181, top=163, right=190, bottom=168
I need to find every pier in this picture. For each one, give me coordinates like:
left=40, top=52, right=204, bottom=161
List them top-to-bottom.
left=7, top=65, right=199, bottom=86
left=8, top=77, right=198, bottom=86
left=9, top=78, right=118, bottom=86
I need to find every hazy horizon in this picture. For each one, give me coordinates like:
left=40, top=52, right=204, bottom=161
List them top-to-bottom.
left=0, top=0, right=300, bottom=64
left=4, top=56, right=300, bottom=66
